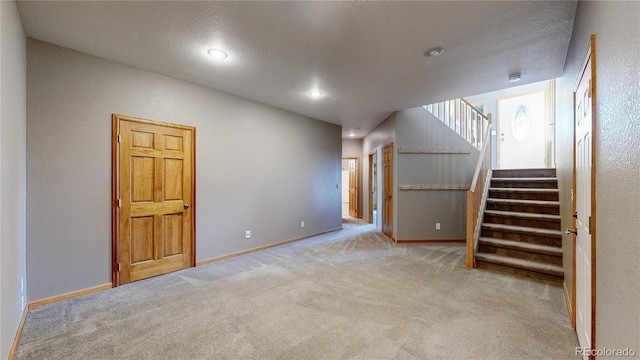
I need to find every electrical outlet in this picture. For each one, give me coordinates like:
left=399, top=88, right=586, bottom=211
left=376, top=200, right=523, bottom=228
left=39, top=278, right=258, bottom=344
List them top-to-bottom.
left=300, top=221, right=305, bottom=228
left=436, top=223, right=441, bottom=230
left=245, top=230, right=251, bottom=239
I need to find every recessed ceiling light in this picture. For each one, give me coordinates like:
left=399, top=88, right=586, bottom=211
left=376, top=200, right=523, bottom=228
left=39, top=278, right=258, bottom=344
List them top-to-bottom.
left=425, top=47, right=444, bottom=57
left=207, top=49, right=228, bottom=59
left=508, top=73, right=522, bottom=82
left=308, top=90, right=323, bottom=98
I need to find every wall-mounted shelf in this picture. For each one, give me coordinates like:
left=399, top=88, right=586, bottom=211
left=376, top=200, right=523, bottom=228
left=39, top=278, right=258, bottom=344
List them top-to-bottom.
left=398, top=148, right=471, bottom=154
left=399, top=184, right=470, bottom=191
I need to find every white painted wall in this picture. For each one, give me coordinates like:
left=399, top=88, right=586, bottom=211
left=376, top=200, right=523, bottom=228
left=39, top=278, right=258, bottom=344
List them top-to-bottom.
left=0, top=1, right=27, bottom=358
left=556, top=1, right=640, bottom=353
left=26, top=39, right=342, bottom=301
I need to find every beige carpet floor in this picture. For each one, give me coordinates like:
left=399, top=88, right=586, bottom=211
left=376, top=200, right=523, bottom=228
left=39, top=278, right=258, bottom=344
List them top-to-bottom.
left=16, top=219, right=579, bottom=359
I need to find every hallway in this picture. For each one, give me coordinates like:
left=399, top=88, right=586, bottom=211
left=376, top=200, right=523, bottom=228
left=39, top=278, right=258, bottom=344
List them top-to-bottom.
left=15, top=219, right=578, bottom=359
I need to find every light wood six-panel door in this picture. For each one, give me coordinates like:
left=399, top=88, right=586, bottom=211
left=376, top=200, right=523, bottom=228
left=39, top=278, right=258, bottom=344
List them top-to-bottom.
left=113, top=115, right=195, bottom=285
left=382, top=143, right=393, bottom=239
left=348, top=158, right=358, bottom=218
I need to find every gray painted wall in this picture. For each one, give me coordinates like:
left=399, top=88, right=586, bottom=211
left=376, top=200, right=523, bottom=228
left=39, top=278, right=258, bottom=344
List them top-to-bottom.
left=0, top=1, right=27, bottom=358
left=556, top=1, right=640, bottom=352
left=26, top=39, right=342, bottom=301
left=395, top=107, right=479, bottom=240
left=361, top=108, right=478, bottom=240
left=363, top=113, right=397, bottom=233
left=342, top=139, right=362, bottom=159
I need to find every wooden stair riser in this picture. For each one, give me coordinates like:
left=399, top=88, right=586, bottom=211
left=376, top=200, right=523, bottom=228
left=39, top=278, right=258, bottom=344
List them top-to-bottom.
left=492, top=169, right=557, bottom=178
left=490, top=179, right=558, bottom=189
left=488, top=190, right=559, bottom=202
left=486, top=201, right=560, bottom=215
left=483, top=214, right=561, bottom=231
left=481, top=227, right=562, bottom=247
left=477, top=244, right=562, bottom=266
left=475, top=261, right=563, bottom=285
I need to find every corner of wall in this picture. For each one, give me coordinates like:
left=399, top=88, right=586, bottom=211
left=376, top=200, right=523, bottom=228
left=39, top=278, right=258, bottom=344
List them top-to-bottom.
left=0, top=1, right=28, bottom=358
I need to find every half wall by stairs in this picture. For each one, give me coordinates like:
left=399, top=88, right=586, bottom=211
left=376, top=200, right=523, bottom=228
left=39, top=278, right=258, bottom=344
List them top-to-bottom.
left=475, top=168, right=564, bottom=284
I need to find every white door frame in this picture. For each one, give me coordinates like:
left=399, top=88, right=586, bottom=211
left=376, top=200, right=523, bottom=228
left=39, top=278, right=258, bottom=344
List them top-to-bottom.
left=572, top=34, right=597, bottom=358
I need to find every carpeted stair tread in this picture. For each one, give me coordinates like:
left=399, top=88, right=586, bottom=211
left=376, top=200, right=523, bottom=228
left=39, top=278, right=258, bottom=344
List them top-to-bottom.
left=492, top=168, right=557, bottom=178
left=476, top=169, right=562, bottom=282
left=492, top=177, right=558, bottom=181
left=490, top=187, right=559, bottom=193
left=487, top=198, right=560, bottom=206
left=484, top=210, right=561, bottom=221
left=481, top=223, right=563, bottom=237
left=479, top=237, right=562, bottom=256
left=475, top=252, right=564, bottom=277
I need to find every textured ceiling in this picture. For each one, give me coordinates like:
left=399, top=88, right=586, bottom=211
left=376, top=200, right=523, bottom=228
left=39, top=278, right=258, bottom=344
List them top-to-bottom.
left=17, top=1, right=577, bottom=138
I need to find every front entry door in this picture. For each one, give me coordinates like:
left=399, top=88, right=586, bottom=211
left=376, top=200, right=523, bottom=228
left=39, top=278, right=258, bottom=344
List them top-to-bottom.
left=574, top=38, right=595, bottom=356
left=497, top=90, right=547, bottom=169
left=113, top=115, right=195, bottom=285
left=382, top=144, right=393, bottom=239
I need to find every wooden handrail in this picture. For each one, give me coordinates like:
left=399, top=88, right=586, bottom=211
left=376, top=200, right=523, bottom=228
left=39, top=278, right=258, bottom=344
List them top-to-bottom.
left=465, top=120, right=492, bottom=268
left=469, top=122, right=491, bottom=190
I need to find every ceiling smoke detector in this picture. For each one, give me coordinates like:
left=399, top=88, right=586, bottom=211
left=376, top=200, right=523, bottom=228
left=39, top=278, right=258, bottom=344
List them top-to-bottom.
left=425, top=47, right=444, bottom=57
left=508, top=73, right=522, bottom=82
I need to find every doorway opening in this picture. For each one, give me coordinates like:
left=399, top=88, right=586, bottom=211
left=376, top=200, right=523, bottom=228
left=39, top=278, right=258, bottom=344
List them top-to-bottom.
left=112, top=114, right=195, bottom=286
left=382, top=143, right=393, bottom=240
left=368, top=151, right=378, bottom=225
left=341, top=157, right=359, bottom=219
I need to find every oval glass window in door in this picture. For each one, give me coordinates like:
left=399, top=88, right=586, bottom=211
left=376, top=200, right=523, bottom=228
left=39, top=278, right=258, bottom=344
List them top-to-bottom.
left=512, top=105, right=531, bottom=142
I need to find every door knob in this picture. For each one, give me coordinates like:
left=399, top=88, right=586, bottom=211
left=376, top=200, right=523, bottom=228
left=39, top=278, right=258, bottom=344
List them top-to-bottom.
left=183, top=204, right=190, bottom=209
left=565, top=228, right=577, bottom=235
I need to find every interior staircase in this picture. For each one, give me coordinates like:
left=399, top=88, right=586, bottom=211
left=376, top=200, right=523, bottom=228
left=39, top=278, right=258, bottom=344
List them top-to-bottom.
left=475, top=168, right=564, bottom=284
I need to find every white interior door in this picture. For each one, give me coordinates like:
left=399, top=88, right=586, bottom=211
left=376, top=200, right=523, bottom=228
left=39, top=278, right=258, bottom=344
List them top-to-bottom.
left=575, top=56, right=593, bottom=355
left=498, top=91, right=546, bottom=169
left=341, top=170, right=349, bottom=202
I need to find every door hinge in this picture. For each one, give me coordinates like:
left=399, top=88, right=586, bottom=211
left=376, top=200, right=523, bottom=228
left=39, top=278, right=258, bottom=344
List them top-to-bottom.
left=118, top=134, right=121, bottom=143
left=118, top=198, right=121, bottom=208
left=588, top=216, right=592, bottom=234
left=118, top=263, right=121, bottom=272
